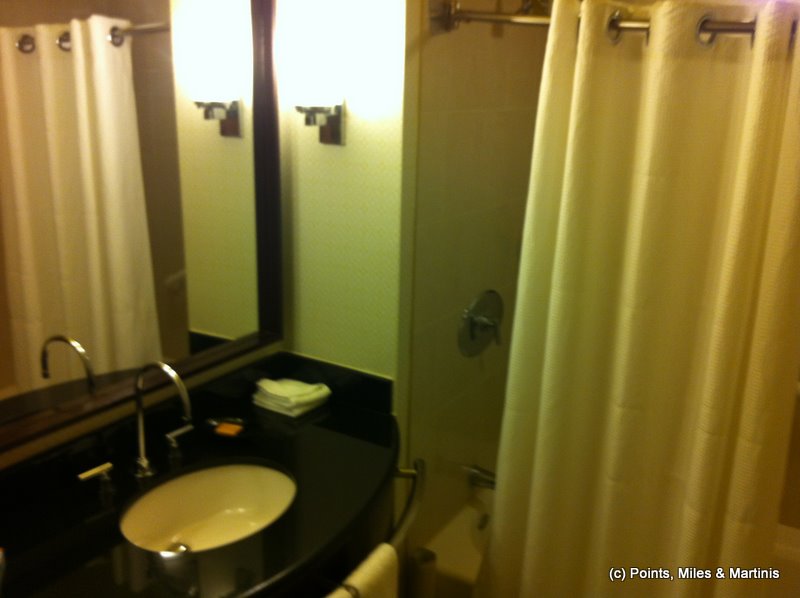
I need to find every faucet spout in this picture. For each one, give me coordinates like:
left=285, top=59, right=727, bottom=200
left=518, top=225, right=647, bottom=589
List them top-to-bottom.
left=40, top=335, right=96, bottom=394
left=133, top=361, right=193, bottom=478
left=136, top=362, right=192, bottom=422
left=463, top=464, right=496, bottom=489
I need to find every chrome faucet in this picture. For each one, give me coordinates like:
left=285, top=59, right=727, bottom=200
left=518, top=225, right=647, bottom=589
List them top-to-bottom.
left=40, top=335, right=96, bottom=394
left=133, top=362, right=193, bottom=478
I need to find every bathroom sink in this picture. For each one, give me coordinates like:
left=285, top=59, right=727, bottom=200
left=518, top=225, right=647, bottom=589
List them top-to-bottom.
left=120, top=464, right=296, bottom=553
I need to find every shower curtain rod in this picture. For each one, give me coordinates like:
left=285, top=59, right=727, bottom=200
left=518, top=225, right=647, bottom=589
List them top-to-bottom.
left=433, top=4, right=759, bottom=40
left=12, top=20, right=169, bottom=53
left=107, top=22, right=169, bottom=48
left=118, top=22, right=170, bottom=36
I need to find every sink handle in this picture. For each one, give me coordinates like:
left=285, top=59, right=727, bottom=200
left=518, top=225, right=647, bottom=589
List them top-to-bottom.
left=166, top=423, right=194, bottom=449
left=166, top=424, right=194, bottom=470
left=78, top=462, right=113, bottom=482
left=78, top=462, right=115, bottom=508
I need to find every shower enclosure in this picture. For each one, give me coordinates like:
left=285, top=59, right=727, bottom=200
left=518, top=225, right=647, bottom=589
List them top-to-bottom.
left=402, top=0, right=800, bottom=594
left=403, top=0, right=548, bottom=566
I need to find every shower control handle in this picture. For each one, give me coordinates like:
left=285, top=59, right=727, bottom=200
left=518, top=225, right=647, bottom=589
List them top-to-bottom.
left=458, top=290, right=504, bottom=357
left=467, top=314, right=501, bottom=345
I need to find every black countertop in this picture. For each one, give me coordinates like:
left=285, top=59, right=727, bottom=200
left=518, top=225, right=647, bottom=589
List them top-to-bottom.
left=0, top=353, right=398, bottom=597
left=0, top=369, right=138, bottom=454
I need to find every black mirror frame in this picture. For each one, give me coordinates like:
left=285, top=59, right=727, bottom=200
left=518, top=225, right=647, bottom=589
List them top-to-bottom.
left=140, top=0, right=283, bottom=379
left=252, top=0, right=282, bottom=337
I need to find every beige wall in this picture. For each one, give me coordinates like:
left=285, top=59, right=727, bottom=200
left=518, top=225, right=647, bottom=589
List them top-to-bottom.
left=1, top=0, right=98, bottom=24
left=170, top=0, right=258, bottom=342
left=275, top=0, right=405, bottom=379
left=404, top=0, right=548, bottom=546
left=0, top=215, right=12, bottom=395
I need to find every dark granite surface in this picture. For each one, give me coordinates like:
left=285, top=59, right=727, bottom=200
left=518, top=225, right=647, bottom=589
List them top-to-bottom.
left=0, top=333, right=283, bottom=455
left=0, top=353, right=397, bottom=597
left=0, top=369, right=137, bottom=453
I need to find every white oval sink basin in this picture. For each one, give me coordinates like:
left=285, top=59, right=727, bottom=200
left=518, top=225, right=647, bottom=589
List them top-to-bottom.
left=120, top=464, right=296, bottom=553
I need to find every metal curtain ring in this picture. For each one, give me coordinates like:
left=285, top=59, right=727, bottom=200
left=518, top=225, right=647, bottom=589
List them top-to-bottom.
left=607, top=10, right=623, bottom=44
left=696, top=14, right=717, bottom=47
left=107, top=26, right=124, bottom=47
left=57, top=31, right=71, bottom=52
left=16, top=34, right=35, bottom=53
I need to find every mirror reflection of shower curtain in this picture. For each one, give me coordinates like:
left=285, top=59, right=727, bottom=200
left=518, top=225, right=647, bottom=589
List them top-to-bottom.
left=0, top=16, right=162, bottom=393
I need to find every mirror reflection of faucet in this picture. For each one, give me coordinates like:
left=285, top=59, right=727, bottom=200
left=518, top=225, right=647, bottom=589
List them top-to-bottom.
left=39, top=335, right=96, bottom=394
left=133, top=362, right=193, bottom=479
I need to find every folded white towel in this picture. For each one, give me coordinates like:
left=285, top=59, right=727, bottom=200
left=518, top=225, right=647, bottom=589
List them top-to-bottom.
left=252, top=378, right=331, bottom=417
left=256, top=378, right=331, bottom=405
left=253, top=393, right=328, bottom=417
left=326, top=543, right=398, bottom=598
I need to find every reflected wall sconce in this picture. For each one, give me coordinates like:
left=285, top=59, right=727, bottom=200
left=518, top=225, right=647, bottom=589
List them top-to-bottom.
left=172, top=0, right=251, bottom=139
left=195, top=101, right=241, bottom=137
left=295, top=103, right=345, bottom=145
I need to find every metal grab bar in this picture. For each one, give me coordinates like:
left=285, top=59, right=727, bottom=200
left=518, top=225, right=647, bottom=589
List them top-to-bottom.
left=390, top=459, right=426, bottom=549
left=319, top=461, right=427, bottom=595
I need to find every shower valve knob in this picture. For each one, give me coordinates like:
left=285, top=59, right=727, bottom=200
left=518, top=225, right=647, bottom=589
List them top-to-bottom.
left=458, top=290, right=504, bottom=357
left=467, top=314, right=501, bottom=344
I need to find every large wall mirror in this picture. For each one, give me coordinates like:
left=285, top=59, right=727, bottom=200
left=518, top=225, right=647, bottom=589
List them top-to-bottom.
left=0, top=0, right=281, bottom=434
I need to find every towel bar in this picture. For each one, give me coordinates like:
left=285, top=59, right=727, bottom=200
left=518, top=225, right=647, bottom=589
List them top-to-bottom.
left=390, top=458, right=426, bottom=549
left=324, top=460, right=426, bottom=596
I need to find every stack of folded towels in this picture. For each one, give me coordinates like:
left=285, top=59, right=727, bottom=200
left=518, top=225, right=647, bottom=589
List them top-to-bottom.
left=252, top=378, right=331, bottom=417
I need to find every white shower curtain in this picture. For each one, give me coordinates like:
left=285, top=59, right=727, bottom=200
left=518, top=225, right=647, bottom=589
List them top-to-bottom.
left=480, top=0, right=800, bottom=596
left=0, top=16, right=161, bottom=392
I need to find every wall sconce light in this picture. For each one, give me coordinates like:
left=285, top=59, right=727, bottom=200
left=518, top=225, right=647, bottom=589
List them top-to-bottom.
left=172, top=0, right=251, bottom=139
left=195, top=101, right=241, bottom=137
left=295, top=103, right=345, bottom=145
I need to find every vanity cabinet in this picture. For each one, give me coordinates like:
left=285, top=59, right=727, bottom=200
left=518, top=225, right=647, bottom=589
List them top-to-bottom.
left=0, top=353, right=397, bottom=597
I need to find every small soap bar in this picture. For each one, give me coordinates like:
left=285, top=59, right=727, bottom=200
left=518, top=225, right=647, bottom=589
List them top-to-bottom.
left=215, top=422, right=243, bottom=437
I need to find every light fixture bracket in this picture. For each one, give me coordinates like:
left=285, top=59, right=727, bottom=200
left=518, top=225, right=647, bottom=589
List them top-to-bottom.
left=194, top=101, right=241, bottom=137
left=295, top=104, right=345, bottom=145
